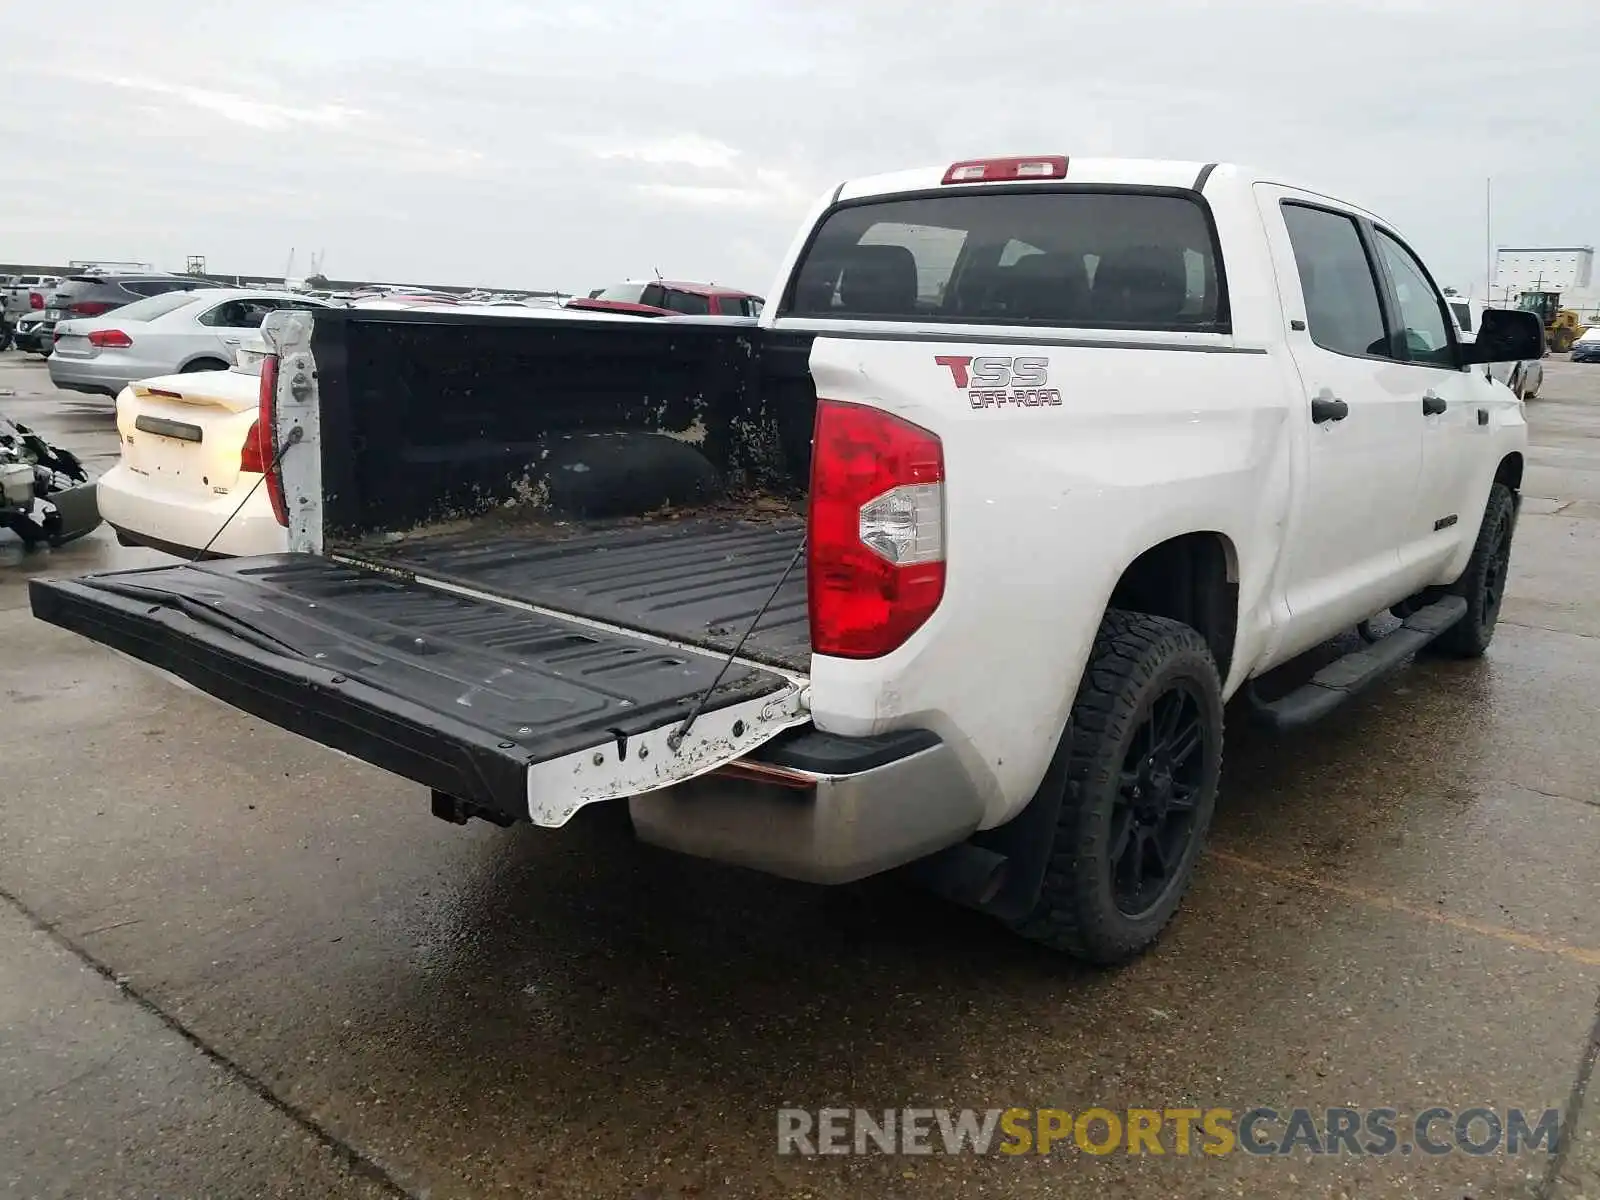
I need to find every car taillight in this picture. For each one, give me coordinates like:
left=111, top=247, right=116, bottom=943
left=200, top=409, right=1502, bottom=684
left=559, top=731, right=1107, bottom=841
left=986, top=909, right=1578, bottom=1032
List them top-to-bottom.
left=29, top=292, right=43, bottom=310
left=69, top=301, right=113, bottom=316
left=87, top=329, right=132, bottom=348
left=257, top=354, right=288, bottom=526
left=807, top=399, right=945, bottom=658
left=239, top=418, right=268, bottom=475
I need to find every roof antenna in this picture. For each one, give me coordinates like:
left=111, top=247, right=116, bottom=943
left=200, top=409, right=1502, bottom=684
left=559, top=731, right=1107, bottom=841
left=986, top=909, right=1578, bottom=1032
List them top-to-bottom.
left=654, top=266, right=663, bottom=279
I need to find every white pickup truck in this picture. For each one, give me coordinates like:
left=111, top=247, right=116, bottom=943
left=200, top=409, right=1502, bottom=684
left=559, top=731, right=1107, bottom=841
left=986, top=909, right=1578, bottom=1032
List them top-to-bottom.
left=31, top=156, right=1542, bottom=964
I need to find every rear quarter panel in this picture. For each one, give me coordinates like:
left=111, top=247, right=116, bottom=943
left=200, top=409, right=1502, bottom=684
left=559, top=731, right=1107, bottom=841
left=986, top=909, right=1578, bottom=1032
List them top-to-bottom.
left=805, top=334, right=1294, bottom=827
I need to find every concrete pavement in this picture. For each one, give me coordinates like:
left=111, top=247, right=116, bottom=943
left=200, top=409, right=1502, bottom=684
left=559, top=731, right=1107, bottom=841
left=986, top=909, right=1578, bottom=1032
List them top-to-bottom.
left=2, top=349, right=1598, bottom=1199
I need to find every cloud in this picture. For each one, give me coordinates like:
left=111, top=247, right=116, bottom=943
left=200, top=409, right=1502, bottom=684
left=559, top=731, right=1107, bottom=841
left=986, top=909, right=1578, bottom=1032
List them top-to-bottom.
left=2, top=0, right=1596, bottom=296
left=84, top=74, right=363, bottom=131
left=564, top=134, right=742, bottom=171
left=636, top=169, right=817, bottom=211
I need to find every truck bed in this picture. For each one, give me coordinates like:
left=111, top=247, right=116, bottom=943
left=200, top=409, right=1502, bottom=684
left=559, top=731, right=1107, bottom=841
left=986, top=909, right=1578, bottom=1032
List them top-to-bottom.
left=296, top=311, right=820, bottom=673
left=346, top=514, right=811, bottom=671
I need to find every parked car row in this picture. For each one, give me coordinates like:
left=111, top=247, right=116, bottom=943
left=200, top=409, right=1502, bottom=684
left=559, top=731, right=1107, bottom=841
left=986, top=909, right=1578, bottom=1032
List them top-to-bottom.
left=15, top=265, right=763, bottom=561
left=6, top=271, right=230, bottom=354
left=2, top=272, right=62, bottom=318
left=567, top=279, right=764, bottom=318
left=49, top=288, right=333, bottom=397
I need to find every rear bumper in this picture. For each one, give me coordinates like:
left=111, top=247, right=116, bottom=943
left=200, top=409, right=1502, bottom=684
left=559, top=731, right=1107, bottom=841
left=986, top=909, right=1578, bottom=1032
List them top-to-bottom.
left=47, top=354, right=136, bottom=397
left=97, top=464, right=286, bottom=558
left=629, top=728, right=985, bottom=884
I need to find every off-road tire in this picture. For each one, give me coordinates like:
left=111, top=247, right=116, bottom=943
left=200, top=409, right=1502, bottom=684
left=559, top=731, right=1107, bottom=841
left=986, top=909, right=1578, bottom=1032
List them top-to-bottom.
left=1433, top=482, right=1516, bottom=658
left=1006, top=610, right=1224, bottom=965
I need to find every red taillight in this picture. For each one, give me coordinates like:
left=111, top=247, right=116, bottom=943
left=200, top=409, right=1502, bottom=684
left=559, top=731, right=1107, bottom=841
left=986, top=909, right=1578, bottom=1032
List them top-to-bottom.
left=941, top=156, right=1068, bottom=184
left=28, top=292, right=43, bottom=310
left=69, top=301, right=113, bottom=317
left=87, top=329, right=132, bottom=348
left=257, top=355, right=288, bottom=526
left=807, top=400, right=946, bottom=659
left=239, top=418, right=268, bottom=475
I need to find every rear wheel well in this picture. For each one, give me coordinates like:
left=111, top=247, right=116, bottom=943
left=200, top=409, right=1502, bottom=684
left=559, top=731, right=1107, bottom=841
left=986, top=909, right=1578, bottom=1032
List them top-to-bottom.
left=182, top=357, right=230, bottom=373
left=1106, top=532, right=1238, bottom=681
left=965, top=533, right=1237, bottom=929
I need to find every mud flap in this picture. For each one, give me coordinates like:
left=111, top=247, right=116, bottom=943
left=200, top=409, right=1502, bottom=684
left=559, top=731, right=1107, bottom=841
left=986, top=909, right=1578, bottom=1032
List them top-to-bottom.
left=28, top=555, right=809, bottom=825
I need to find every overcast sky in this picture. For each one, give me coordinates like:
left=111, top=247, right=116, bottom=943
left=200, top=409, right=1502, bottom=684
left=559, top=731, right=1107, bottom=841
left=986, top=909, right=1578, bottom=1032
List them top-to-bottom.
left=3, top=0, right=1597, bottom=296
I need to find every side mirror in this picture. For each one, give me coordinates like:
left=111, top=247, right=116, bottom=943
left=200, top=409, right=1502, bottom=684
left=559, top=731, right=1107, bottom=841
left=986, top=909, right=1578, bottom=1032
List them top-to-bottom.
left=1463, top=308, right=1545, bottom=364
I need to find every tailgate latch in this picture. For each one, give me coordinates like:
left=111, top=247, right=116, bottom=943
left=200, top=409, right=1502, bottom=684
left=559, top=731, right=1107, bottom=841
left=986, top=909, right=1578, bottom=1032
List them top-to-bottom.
left=525, top=680, right=811, bottom=827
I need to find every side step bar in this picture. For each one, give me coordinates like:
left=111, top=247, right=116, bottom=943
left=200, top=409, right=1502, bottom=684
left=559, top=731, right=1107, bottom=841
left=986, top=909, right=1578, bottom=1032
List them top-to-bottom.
left=1247, top=596, right=1469, bottom=732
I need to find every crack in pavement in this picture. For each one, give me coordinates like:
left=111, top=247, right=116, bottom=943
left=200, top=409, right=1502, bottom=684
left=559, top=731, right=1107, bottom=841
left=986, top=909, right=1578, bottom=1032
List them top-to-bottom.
left=1503, top=620, right=1600, bottom=641
left=1487, top=778, right=1600, bottom=811
left=1207, top=849, right=1600, bottom=966
left=0, top=882, right=418, bottom=1200
left=1543, top=987, right=1600, bottom=1199
left=0, top=1051, right=124, bottom=1124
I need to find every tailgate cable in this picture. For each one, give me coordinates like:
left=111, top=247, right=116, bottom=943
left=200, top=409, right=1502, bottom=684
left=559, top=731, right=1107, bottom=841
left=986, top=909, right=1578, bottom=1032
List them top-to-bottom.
left=184, top=426, right=302, bottom=565
left=666, top=534, right=805, bottom=752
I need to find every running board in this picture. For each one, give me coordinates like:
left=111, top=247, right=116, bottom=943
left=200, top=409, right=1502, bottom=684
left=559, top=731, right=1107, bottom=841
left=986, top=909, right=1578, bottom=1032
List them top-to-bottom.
left=1247, top=596, right=1468, bottom=732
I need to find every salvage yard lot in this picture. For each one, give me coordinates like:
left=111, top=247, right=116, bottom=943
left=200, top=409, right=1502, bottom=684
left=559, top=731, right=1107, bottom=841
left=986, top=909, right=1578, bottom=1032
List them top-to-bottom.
left=1, top=349, right=1598, bottom=1198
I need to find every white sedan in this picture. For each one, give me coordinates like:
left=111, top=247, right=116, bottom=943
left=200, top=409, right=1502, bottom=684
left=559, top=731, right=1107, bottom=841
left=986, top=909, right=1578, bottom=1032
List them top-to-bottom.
left=48, top=288, right=335, bottom=399
left=97, top=348, right=287, bottom=559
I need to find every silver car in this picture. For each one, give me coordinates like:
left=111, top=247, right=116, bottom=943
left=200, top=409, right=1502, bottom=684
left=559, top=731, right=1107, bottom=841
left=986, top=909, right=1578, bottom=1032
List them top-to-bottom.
left=3, top=273, right=62, bottom=319
left=47, top=289, right=335, bottom=397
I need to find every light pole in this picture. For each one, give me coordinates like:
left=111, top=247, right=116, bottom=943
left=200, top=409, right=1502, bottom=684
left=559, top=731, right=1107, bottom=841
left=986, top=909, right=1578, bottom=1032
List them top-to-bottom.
left=1485, top=176, right=1494, bottom=305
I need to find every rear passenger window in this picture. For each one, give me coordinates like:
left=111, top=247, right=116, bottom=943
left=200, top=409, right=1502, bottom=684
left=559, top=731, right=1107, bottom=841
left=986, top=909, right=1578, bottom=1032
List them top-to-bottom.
left=783, top=191, right=1226, bottom=330
left=1280, top=204, right=1391, bottom=360
left=199, top=301, right=250, bottom=327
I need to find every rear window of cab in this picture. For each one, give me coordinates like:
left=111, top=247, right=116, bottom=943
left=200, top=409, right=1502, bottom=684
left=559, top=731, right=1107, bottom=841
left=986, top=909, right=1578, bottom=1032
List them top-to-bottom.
left=781, top=189, right=1226, bottom=332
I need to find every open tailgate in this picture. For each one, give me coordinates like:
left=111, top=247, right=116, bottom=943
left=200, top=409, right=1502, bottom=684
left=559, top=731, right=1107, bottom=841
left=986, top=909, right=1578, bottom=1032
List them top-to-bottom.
left=29, top=555, right=807, bottom=826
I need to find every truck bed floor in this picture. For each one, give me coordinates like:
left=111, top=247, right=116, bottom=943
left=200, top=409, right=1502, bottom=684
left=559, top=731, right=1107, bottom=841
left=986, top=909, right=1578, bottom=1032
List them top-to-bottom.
left=343, top=517, right=811, bottom=671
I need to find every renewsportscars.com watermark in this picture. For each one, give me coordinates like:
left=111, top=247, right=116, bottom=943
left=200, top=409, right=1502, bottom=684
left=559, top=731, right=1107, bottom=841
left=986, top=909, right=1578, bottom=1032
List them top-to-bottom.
left=777, top=1106, right=1564, bottom=1158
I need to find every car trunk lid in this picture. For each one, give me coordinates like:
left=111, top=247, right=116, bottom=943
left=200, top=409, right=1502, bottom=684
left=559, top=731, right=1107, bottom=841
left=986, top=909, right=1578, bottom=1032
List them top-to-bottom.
left=48, top=329, right=98, bottom=359
left=117, top=371, right=270, bottom=497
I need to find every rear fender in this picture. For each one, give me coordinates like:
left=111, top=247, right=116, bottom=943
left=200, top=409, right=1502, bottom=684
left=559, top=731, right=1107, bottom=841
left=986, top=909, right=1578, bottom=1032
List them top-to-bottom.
left=803, top=335, right=1290, bottom=828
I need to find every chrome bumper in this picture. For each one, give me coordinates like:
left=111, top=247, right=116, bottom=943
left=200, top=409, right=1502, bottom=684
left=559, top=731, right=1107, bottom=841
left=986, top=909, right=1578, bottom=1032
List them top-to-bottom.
left=628, top=729, right=983, bottom=884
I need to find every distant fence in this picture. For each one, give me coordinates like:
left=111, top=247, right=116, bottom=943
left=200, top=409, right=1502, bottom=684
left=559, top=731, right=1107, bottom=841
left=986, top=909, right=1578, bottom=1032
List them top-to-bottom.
left=0, top=263, right=567, bottom=300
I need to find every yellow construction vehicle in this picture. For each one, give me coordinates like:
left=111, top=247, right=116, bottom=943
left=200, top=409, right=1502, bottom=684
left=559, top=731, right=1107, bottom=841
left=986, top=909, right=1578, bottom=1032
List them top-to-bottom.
left=1516, top=290, right=1588, bottom=352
